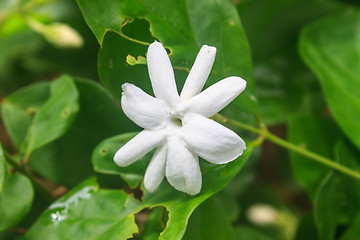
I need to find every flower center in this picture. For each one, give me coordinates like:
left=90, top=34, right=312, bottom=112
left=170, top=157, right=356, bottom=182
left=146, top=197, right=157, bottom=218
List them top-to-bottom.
left=167, top=110, right=183, bottom=129
left=171, top=116, right=183, bottom=127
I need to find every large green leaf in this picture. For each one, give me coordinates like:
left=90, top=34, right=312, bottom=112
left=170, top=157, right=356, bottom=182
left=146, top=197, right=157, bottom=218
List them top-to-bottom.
left=77, top=0, right=258, bottom=120
left=237, top=0, right=341, bottom=125
left=299, top=8, right=360, bottom=149
left=22, top=75, right=80, bottom=155
left=27, top=78, right=136, bottom=187
left=1, top=82, right=50, bottom=150
left=288, top=115, right=341, bottom=200
left=92, top=132, right=252, bottom=239
left=28, top=138, right=251, bottom=240
left=314, top=140, right=360, bottom=240
left=0, top=172, right=34, bottom=232
left=25, top=178, right=141, bottom=239
left=183, top=197, right=236, bottom=240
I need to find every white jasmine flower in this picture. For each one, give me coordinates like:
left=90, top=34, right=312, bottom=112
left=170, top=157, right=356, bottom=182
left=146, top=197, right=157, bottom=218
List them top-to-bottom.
left=114, top=41, right=247, bottom=195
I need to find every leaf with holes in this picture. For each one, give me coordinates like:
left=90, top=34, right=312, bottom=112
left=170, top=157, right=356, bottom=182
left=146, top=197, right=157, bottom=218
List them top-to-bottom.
left=77, top=0, right=258, bottom=122
left=300, top=8, right=360, bottom=149
left=21, top=75, right=79, bottom=155
left=92, top=132, right=253, bottom=239
left=28, top=140, right=251, bottom=239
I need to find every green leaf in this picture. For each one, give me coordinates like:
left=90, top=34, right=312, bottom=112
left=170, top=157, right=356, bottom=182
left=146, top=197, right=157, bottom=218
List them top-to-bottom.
left=77, top=0, right=257, bottom=120
left=237, top=0, right=341, bottom=125
left=299, top=8, right=360, bottom=149
left=126, top=54, right=146, bottom=66
left=22, top=75, right=80, bottom=154
left=28, top=78, right=136, bottom=187
left=1, top=82, right=50, bottom=150
left=288, top=115, right=341, bottom=200
left=92, top=132, right=253, bottom=239
left=92, top=132, right=150, bottom=188
left=29, top=140, right=251, bottom=239
left=314, top=140, right=360, bottom=240
left=0, top=144, right=5, bottom=193
left=0, top=172, right=34, bottom=232
left=25, top=178, right=142, bottom=239
left=183, top=197, right=236, bottom=240
left=141, top=207, right=167, bottom=240
left=341, top=213, right=360, bottom=240
left=234, top=226, right=274, bottom=240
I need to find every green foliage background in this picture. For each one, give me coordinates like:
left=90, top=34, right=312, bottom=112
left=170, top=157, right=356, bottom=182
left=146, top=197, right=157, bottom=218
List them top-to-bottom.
left=1, top=0, right=360, bottom=239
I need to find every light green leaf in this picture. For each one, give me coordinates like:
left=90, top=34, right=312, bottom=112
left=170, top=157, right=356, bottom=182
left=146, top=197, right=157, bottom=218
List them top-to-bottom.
left=77, top=0, right=257, bottom=120
left=300, top=8, right=360, bottom=149
left=126, top=54, right=146, bottom=66
left=22, top=75, right=79, bottom=154
left=28, top=78, right=136, bottom=187
left=1, top=82, right=50, bottom=150
left=288, top=115, right=341, bottom=200
left=92, top=132, right=252, bottom=239
left=314, top=140, right=360, bottom=240
left=0, top=144, right=5, bottom=193
left=0, top=172, right=34, bottom=232
left=25, top=178, right=141, bottom=239
left=183, top=197, right=236, bottom=240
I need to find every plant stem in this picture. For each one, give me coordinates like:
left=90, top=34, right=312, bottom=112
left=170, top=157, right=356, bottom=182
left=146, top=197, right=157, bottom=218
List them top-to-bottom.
left=214, top=114, right=360, bottom=181
left=4, top=152, right=55, bottom=202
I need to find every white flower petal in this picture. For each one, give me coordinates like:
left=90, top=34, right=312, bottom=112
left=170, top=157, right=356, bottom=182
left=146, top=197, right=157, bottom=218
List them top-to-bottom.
left=147, top=41, right=179, bottom=107
left=180, top=45, right=216, bottom=101
left=176, top=77, right=246, bottom=117
left=121, top=83, right=170, bottom=129
left=181, top=113, right=246, bottom=164
left=114, top=130, right=166, bottom=167
left=166, top=136, right=202, bottom=195
left=144, top=143, right=167, bottom=192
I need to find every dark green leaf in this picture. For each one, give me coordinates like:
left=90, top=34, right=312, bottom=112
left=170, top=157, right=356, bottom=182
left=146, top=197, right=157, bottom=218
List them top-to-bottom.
left=77, top=0, right=258, bottom=121
left=237, top=0, right=341, bottom=125
left=299, top=8, right=360, bottom=149
left=22, top=75, right=80, bottom=154
left=288, top=115, right=341, bottom=200
left=314, top=140, right=360, bottom=240
left=0, top=172, right=34, bottom=232
left=183, top=197, right=236, bottom=240
left=141, top=207, right=167, bottom=240
left=341, top=213, right=360, bottom=240
left=234, top=226, right=274, bottom=240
